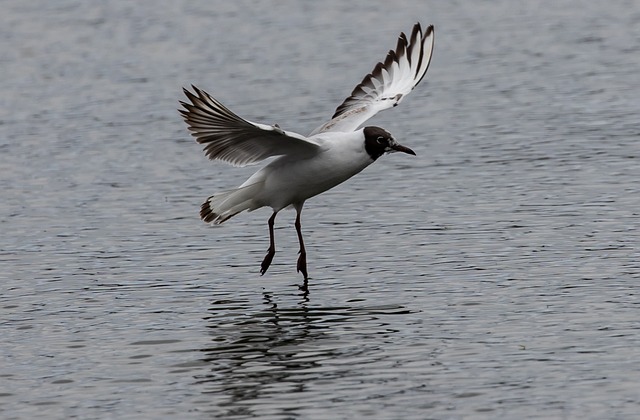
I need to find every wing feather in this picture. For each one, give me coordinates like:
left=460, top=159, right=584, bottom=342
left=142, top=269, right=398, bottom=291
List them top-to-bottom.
left=311, top=23, right=434, bottom=135
left=179, top=86, right=319, bottom=167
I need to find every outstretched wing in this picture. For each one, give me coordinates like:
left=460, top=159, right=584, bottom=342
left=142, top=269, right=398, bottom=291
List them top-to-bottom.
left=311, top=23, right=434, bottom=136
left=180, top=86, right=320, bottom=167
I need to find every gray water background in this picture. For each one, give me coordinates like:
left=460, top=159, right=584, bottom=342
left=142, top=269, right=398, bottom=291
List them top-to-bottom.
left=2, top=0, right=640, bottom=418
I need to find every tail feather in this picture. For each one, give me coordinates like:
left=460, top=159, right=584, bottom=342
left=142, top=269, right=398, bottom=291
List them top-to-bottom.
left=200, top=182, right=263, bottom=224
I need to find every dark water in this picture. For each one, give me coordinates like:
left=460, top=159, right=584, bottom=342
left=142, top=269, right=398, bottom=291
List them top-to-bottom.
left=2, top=0, right=640, bottom=418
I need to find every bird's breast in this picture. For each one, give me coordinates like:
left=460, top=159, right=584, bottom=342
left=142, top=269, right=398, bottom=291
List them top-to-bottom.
left=260, top=143, right=374, bottom=209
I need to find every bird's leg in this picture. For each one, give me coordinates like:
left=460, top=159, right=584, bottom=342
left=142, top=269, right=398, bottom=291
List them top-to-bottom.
left=294, top=207, right=308, bottom=280
left=260, top=212, right=277, bottom=275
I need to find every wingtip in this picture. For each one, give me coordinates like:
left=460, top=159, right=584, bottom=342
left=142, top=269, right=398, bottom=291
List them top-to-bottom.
left=326, top=21, right=436, bottom=129
left=411, top=22, right=434, bottom=39
left=424, top=24, right=434, bottom=44
left=185, top=84, right=206, bottom=100
left=183, top=85, right=198, bottom=99
left=182, top=86, right=198, bottom=104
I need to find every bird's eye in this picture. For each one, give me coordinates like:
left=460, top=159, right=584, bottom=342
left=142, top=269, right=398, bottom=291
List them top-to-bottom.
left=376, top=136, right=385, bottom=145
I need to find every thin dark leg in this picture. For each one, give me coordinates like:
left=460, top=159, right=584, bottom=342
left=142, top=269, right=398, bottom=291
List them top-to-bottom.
left=295, top=207, right=308, bottom=281
left=260, top=212, right=277, bottom=275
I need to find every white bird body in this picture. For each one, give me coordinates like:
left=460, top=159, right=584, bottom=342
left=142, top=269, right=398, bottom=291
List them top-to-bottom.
left=180, top=23, right=435, bottom=285
left=237, top=130, right=373, bottom=211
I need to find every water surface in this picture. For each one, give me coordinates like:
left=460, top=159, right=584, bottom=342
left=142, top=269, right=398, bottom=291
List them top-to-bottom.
left=1, top=0, right=640, bottom=418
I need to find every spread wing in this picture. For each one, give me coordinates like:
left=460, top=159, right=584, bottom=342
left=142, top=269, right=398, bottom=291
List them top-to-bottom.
left=310, top=23, right=434, bottom=135
left=180, top=86, right=320, bottom=167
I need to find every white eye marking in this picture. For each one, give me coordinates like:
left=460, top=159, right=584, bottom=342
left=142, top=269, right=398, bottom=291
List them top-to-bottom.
left=376, top=136, right=385, bottom=145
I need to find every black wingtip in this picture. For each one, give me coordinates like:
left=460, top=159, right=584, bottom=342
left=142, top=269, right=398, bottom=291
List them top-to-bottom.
left=410, top=22, right=435, bottom=43
left=183, top=84, right=205, bottom=101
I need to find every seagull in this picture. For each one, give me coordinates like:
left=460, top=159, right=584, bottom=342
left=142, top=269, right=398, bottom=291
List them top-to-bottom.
left=180, top=23, right=434, bottom=284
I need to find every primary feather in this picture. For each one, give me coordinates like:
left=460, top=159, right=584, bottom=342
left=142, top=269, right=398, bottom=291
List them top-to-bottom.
left=310, top=23, right=434, bottom=135
left=179, top=85, right=320, bottom=167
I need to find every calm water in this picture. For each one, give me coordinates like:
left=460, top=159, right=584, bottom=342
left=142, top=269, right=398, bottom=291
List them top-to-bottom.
left=2, top=0, right=640, bottom=418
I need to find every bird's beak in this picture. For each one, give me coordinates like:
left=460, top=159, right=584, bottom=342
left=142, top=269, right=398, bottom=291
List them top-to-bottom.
left=389, top=141, right=416, bottom=156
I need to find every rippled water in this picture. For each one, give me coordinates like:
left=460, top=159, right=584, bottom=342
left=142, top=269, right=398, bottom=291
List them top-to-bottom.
left=2, top=0, right=640, bottom=418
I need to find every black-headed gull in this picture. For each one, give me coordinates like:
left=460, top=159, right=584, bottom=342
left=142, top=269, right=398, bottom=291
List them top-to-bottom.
left=180, top=23, right=434, bottom=285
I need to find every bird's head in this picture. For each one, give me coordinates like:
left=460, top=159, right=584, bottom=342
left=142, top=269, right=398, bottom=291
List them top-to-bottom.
left=363, top=126, right=416, bottom=160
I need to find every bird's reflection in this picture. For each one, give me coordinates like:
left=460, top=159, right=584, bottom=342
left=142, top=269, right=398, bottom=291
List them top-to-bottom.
left=298, top=278, right=310, bottom=300
left=195, top=289, right=411, bottom=417
left=196, top=291, right=326, bottom=415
